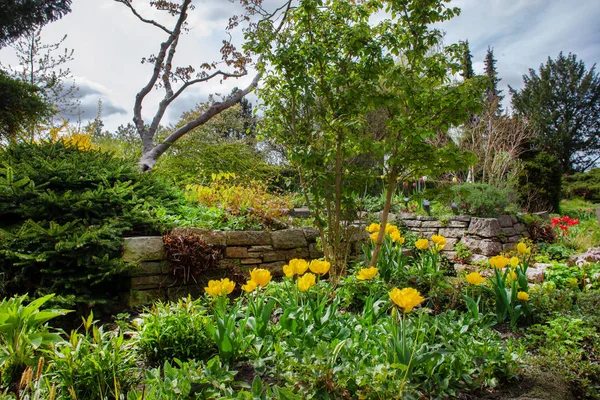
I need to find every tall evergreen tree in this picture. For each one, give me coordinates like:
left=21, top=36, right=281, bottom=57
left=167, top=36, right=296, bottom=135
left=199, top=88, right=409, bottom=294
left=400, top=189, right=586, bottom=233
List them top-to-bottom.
left=0, top=0, right=71, bottom=47
left=460, top=40, right=475, bottom=80
left=484, top=47, right=504, bottom=113
left=510, top=52, right=600, bottom=173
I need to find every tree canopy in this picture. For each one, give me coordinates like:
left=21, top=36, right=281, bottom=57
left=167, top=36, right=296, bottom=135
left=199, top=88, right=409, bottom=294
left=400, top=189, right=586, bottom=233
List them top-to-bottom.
left=0, top=0, right=72, bottom=47
left=510, top=52, right=600, bottom=173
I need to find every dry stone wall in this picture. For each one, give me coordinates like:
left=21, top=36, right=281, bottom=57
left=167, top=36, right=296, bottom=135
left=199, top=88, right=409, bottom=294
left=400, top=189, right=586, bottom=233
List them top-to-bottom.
left=389, top=213, right=527, bottom=263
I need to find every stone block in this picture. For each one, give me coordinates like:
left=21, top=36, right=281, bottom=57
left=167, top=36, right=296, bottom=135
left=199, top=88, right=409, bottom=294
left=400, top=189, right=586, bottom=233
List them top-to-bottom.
left=290, top=207, right=311, bottom=218
left=399, top=212, right=416, bottom=220
left=497, top=215, right=513, bottom=228
left=416, top=216, right=437, bottom=221
left=450, top=216, right=471, bottom=222
left=468, top=218, right=502, bottom=238
left=403, top=220, right=422, bottom=228
left=421, top=220, right=442, bottom=228
left=448, top=220, right=469, bottom=228
left=513, top=224, right=525, bottom=234
left=347, top=225, right=369, bottom=242
left=301, top=227, right=320, bottom=242
left=501, top=227, right=516, bottom=236
left=169, top=228, right=227, bottom=247
left=439, top=228, right=465, bottom=238
left=272, top=229, right=308, bottom=249
left=227, top=231, right=271, bottom=246
left=508, top=235, right=522, bottom=243
left=122, top=237, right=165, bottom=263
left=442, top=238, right=459, bottom=250
left=479, top=240, right=502, bottom=256
left=309, top=243, right=324, bottom=259
left=249, top=245, right=274, bottom=252
left=225, top=247, right=249, bottom=258
left=263, top=248, right=310, bottom=262
left=444, top=251, right=458, bottom=262
left=247, top=252, right=263, bottom=258
left=240, top=258, right=262, bottom=265
left=128, top=261, right=169, bottom=276
left=258, top=261, right=287, bottom=276
left=130, top=274, right=175, bottom=290
left=167, top=284, right=205, bottom=300
left=125, top=288, right=167, bottom=308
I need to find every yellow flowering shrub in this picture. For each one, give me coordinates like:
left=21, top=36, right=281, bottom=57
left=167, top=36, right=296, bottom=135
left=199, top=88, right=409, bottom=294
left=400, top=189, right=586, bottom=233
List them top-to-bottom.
left=356, top=267, right=378, bottom=280
left=465, top=272, right=485, bottom=285
left=205, top=278, right=236, bottom=296
left=389, top=287, right=424, bottom=313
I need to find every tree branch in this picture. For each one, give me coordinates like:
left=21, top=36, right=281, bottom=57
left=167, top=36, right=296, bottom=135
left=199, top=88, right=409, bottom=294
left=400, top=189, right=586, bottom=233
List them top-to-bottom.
left=114, top=0, right=173, bottom=34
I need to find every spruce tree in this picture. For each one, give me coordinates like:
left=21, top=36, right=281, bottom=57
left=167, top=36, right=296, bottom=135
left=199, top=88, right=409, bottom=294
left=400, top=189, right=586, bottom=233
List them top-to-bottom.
left=460, top=40, right=475, bottom=80
left=484, top=47, right=504, bottom=113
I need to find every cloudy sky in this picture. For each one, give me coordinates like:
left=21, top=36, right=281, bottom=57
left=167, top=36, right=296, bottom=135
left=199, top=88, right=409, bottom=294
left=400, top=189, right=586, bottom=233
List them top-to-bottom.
left=0, top=0, right=598, bottom=131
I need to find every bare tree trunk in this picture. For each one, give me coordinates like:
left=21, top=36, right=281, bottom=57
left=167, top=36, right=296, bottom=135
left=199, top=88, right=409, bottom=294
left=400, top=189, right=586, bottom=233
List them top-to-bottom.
left=369, top=168, right=398, bottom=268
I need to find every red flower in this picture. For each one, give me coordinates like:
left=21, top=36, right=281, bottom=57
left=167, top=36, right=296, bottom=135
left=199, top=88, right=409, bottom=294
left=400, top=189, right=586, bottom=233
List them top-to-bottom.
left=561, top=215, right=570, bottom=223
left=551, top=217, right=560, bottom=227
left=568, top=218, right=579, bottom=226
left=559, top=224, right=569, bottom=231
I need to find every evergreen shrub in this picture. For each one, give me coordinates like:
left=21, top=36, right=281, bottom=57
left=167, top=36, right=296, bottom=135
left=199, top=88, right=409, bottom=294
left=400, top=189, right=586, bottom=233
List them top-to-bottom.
left=0, top=141, right=178, bottom=305
left=517, top=151, right=562, bottom=212
left=563, top=168, right=600, bottom=202
left=450, top=183, right=511, bottom=217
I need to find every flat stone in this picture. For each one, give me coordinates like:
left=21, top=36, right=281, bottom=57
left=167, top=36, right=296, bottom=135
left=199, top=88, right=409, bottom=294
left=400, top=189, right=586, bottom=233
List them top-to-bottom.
left=289, top=207, right=311, bottom=218
left=399, top=213, right=416, bottom=220
left=497, top=215, right=513, bottom=228
left=416, top=216, right=438, bottom=221
left=450, top=216, right=471, bottom=222
left=468, top=218, right=502, bottom=238
left=403, top=220, right=422, bottom=228
left=421, top=220, right=442, bottom=228
left=448, top=220, right=469, bottom=228
left=513, top=224, right=525, bottom=234
left=301, top=226, right=320, bottom=242
left=502, top=227, right=517, bottom=236
left=169, top=228, right=227, bottom=247
left=439, top=228, right=465, bottom=238
left=271, top=229, right=308, bottom=249
left=417, top=229, right=437, bottom=236
left=227, top=231, right=271, bottom=246
left=508, top=235, right=522, bottom=243
left=122, top=237, right=165, bottom=263
left=441, top=238, right=459, bottom=250
left=479, top=240, right=503, bottom=256
left=309, top=243, right=324, bottom=259
left=249, top=245, right=274, bottom=252
left=225, top=247, right=248, bottom=258
left=265, top=248, right=310, bottom=262
left=444, top=251, right=458, bottom=262
left=247, top=252, right=263, bottom=258
left=470, top=254, right=489, bottom=264
left=240, top=258, right=262, bottom=265
left=128, top=261, right=170, bottom=276
left=257, top=261, right=287, bottom=276
left=527, top=265, right=549, bottom=283
left=130, top=274, right=175, bottom=290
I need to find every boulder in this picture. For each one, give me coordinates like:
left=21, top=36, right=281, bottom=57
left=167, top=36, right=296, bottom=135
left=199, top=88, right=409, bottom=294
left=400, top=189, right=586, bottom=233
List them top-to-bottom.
left=497, top=215, right=513, bottom=228
left=468, top=218, right=502, bottom=238
left=227, top=231, right=271, bottom=246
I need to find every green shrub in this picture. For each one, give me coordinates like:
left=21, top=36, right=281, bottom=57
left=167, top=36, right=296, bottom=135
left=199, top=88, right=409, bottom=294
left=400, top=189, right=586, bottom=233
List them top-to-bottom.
left=0, top=141, right=179, bottom=305
left=517, top=151, right=562, bottom=212
left=563, top=168, right=600, bottom=202
left=450, top=183, right=512, bottom=217
left=133, top=297, right=216, bottom=365
left=49, top=314, right=138, bottom=400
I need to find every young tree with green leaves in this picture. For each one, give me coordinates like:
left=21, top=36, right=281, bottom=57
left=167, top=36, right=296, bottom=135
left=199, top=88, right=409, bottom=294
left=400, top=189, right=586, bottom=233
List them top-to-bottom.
left=256, top=0, right=486, bottom=275
left=510, top=52, right=600, bottom=173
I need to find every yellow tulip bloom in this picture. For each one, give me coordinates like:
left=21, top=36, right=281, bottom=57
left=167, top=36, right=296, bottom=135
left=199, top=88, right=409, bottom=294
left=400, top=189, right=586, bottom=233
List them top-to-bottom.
left=366, top=223, right=380, bottom=233
left=390, top=230, right=404, bottom=244
left=370, top=232, right=379, bottom=242
left=431, top=234, right=447, bottom=246
left=415, top=239, right=429, bottom=250
left=517, top=242, right=531, bottom=255
left=489, top=255, right=509, bottom=269
left=509, top=257, right=519, bottom=268
left=288, top=258, right=309, bottom=275
left=309, top=259, right=331, bottom=275
left=282, top=264, right=294, bottom=278
left=357, top=267, right=378, bottom=281
left=250, top=268, right=272, bottom=287
left=465, top=272, right=485, bottom=285
left=297, top=273, right=316, bottom=292
left=204, top=278, right=236, bottom=297
left=241, top=279, right=258, bottom=293
left=389, top=287, right=424, bottom=313
left=517, top=291, right=530, bottom=301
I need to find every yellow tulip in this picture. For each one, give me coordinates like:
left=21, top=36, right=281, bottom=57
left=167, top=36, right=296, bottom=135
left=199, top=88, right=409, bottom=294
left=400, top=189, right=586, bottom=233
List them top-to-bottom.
left=366, top=223, right=380, bottom=233
left=384, top=223, right=398, bottom=234
left=389, top=230, right=404, bottom=244
left=370, top=232, right=379, bottom=242
left=431, top=234, right=447, bottom=246
left=415, top=239, right=429, bottom=250
left=517, top=242, right=531, bottom=255
left=489, top=255, right=509, bottom=269
left=509, top=257, right=519, bottom=268
left=288, top=258, right=309, bottom=275
left=309, top=259, right=331, bottom=275
left=282, top=264, right=294, bottom=278
left=357, top=267, right=378, bottom=281
left=250, top=268, right=272, bottom=287
left=507, top=271, right=517, bottom=281
left=465, top=272, right=485, bottom=285
left=297, top=273, right=316, bottom=292
left=204, top=278, right=236, bottom=297
left=241, top=279, right=258, bottom=293
left=389, top=287, right=424, bottom=313
left=517, top=291, right=530, bottom=301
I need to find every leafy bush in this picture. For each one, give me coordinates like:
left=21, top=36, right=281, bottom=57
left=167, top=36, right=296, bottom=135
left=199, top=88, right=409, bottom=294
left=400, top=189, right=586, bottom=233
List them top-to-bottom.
left=0, top=140, right=179, bottom=305
left=517, top=151, right=562, bottom=212
left=563, top=168, right=600, bottom=202
left=450, top=183, right=512, bottom=217
left=0, top=294, right=69, bottom=388
left=133, top=297, right=216, bottom=365
left=49, top=314, right=138, bottom=400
